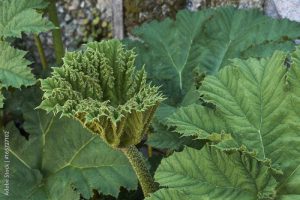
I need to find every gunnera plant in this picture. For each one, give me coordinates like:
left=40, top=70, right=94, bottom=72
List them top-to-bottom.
left=38, top=39, right=165, bottom=197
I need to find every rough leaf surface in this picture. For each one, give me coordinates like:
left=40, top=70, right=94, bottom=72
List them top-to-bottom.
left=0, top=0, right=54, bottom=38
left=0, top=41, right=36, bottom=88
left=166, top=49, right=300, bottom=198
left=200, top=51, right=300, bottom=174
left=166, top=104, right=227, bottom=139
left=0, top=106, right=137, bottom=199
left=147, top=146, right=277, bottom=200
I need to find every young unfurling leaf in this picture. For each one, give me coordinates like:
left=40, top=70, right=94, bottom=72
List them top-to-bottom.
left=39, top=40, right=165, bottom=148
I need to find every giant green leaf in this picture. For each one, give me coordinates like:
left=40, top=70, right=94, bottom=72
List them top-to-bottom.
left=0, top=0, right=54, bottom=38
left=128, top=7, right=300, bottom=104
left=129, top=7, right=300, bottom=155
left=199, top=7, right=300, bottom=73
left=128, top=9, right=214, bottom=104
left=0, top=41, right=36, bottom=88
left=166, top=49, right=300, bottom=197
left=200, top=51, right=300, bottom=171
left=0, top=106, right=137, bottom=199
left=0, top=123, right=56, bottom=200
left=147, top=146, right=277, bottom=200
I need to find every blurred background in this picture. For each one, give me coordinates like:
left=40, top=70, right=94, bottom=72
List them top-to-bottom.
left=17, top=0, right=300, bottom=67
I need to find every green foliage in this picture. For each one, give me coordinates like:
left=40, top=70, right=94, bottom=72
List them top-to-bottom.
left=0, top=0, right=54, bottom=38
left=0, top=0, right=54, bottom=108
left=1, top=3, right=300, bottom=199
left=125, top=6, right=300, bottom=152
left=127, top=6, right=300, bottom=105
left=126, top=8, right=213, bottom=104
left=39, top=40, right=165, bottom=148
left=0, top=41, right=36, bottom=88
left=289, top=47, right=300, bottom=119
left=163, top=48, right=300, bottom=199
left=199, top=51, right=295, bottom=160
left=145, top=90, right=203, bottom=150
left=166, top=104, right=227, bottom=139
left=0, top=105, right=137, bottom=199
left=146, top=124, right=197, bottom=150
left=147, top=146, right=277, bottom=200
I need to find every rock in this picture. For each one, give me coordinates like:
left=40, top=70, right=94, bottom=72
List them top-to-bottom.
left=69, top=0, right=79, bottom=10
left=96, top=0, right=112, bottom=19
left=186, top=0, right=202, bottom=11
left=187, top=0, right=264, bottom=10
left=238, top=0, right=264, bottom=9
left=264, top=0, right=279, bottom=18
left=265, top=0, right=300, bottom=22
left=265, top=0, right=300, bottom=44
left=80, top=1, right=85, bottom=8
left=161, top=4, right=170, bottom=15
left=57, top=6, right=64, bottom=13
left=65, top=14, right=71, bottom=23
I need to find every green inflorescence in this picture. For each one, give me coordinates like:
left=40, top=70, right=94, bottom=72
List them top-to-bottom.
left=38, top=39, right=165, bottom=148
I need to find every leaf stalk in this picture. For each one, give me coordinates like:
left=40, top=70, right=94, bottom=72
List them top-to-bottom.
left=47, top=0, right=64, bottom=65
left=34, top=34, right=48, bottom=70
left=121, top=145, right=158, bottom=197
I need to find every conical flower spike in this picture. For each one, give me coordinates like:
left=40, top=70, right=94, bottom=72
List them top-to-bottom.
left=38, top=40, right=165, bottom=148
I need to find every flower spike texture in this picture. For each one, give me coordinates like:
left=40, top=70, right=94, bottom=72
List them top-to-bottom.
left=39, top=40, right=165, bottom=148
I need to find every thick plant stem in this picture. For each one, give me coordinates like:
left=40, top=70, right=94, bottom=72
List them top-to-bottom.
left=47, top=0, right=64, bottom=65
left=34, top=34, right=48, bottom=70
left=121, top=145, right=158, bottom=197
